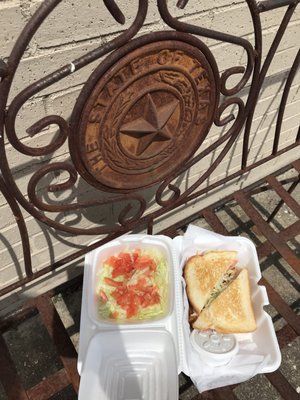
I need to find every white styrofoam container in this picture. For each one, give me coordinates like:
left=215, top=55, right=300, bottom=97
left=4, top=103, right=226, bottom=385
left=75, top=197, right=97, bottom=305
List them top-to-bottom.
left=173, top=231, right=281, bottom=374
left=78, top=232, right=281, bottom=399
left=78, top=234, right=187, bottom=400
left=87, top=235, right=175, bottom=327
left=79, top=330, right=178, bottom=400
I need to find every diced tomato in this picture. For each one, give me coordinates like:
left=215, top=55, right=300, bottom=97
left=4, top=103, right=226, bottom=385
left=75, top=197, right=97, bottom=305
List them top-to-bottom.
left=100, top=249, right=161, bottom=319
left=132, top=249, right=140, bottom=262
left=108, top=252, right=136, bottom=278
left=119, top=252, right=132, bottom=265
left=134, top=255, right=157, bottom=271
left=106, top=256, right=118, bottom=268
left=148, top=260, right=157, bottom=271
left=135, top=261, right=149, bottom=270
left=112, top=265, right=132, bottom=278
left=111, top=268, right=121, bottom=278
left=139, top=268, right=152, bottom=278
left=139, top=276, right=148, bottom=285
left=104, top=277, right=124, bottom=287
left=134, top=277, right=147, bottom=289
left=140, top=284, right=158, bottom=296
left=111, top=287, right=127, bottom=303
left=114, top=288, right=133, bottom=307
left=99, top=290, right=108, bottom=303
left=141, top=291, right=160, bottom=307
left=149, top=292, right=160, bottom=305
left=141, top=293, right=152, bottom=307
left=133, top=294, right=142, bottom=306
left=126, top=303, right=138, bottom=318
left=111, top=311, right=119, bottom=319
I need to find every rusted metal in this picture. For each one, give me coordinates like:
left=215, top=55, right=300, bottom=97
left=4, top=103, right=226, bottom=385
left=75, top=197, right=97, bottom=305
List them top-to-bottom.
left=0, top=0, right=298, bottom=294
left=0, top=0, right=149, bottom=239
left=103, top=0, right=126, bottom=25
left=158, top=0, right=258, bottom=97
left=176, top=0, right=190, bottom=9
left=257, top=0, right=300, bottom=13
left=242, top=2, right=298, bottom=169
left=0, top=3, right=299, bottom=398
left=71, top=35, right=218, bottom=191
left=273, top=50, right=300, bottom=155
left=0, top=59, right=7, bottom=78
left=155, top=97, right=245, bottom=207
left=158, top=142, right=299, bottom=213
left=292, top=159, right=300, bottom=172
left=1, top=167, right=299, bottom=398
left=266, top=175, right=300, bottom=218
left=247, top=176, right=296, bottom=196
left=267, top=177, right=300, bottom=222
left=234, top=191, right=300, bottom=274
left=202, top=203, right=300, bottom=335
left=202, top=208, right=229, bottom=236
left=147, top=219, right=154, bottom=235
left=276, top=219, right=300, bottom=245
left=257, top=220, right=300, bottom=258
left=0, top=232, right=120, bottom=298
left=256, top=240, right=274, bottom=259
left=0, top=276, right=83, bottom=332
left=259, top=277, right=300, bottom=334
left=35, top=296, right=80, bottom=393
left=0, top=303, right=37, bottom=333
left=276, top=324, right=298, bottom=348
left=0, top=335, right=29, bottom=399
left=26, top=369, right=70, bottom=400
left=266, top=370, right=299, bottom=400
left=186, top=384, right=239, bottom=400
left=190, top=386, right=239, bottom=400
left=213, top=387, right=239, bottom=400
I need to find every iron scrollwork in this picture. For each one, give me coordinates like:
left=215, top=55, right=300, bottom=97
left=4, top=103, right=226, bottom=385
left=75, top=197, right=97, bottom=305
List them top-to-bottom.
left=0, top=0, right=299, bottom=294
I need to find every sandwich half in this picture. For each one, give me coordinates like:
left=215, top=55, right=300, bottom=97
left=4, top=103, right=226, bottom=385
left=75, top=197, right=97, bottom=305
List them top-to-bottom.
left=184, top=250, right=238, bottom=314
left=192, top=268, right=256, bottom=333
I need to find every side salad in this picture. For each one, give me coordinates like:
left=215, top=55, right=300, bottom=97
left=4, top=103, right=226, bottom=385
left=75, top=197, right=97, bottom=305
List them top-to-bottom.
left=96, top=248, right=169, bottom=322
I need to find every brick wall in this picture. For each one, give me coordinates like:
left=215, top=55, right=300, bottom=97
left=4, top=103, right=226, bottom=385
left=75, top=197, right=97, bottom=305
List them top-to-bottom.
left=0, top=0, right=299, bottom=308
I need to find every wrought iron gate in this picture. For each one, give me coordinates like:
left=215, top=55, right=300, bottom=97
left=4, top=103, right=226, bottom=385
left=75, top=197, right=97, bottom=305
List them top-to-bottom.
left=0, top=0, right=299, bottom=298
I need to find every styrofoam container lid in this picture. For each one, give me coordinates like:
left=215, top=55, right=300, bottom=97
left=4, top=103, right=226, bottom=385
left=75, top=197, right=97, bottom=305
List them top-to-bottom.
left=78, top=329, right=178, bottom=400
left=190, top=330, right=239, bottom=366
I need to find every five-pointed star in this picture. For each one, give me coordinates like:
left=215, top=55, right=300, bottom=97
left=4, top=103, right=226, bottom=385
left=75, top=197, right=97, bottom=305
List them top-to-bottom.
left=120, top=93, right=179, bottom=156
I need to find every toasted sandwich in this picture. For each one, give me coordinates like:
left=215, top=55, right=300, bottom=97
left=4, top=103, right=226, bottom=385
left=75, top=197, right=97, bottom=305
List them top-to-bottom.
left=184, top=251, right=238, bottom=313
left=192, top=268, right=256, bottom=333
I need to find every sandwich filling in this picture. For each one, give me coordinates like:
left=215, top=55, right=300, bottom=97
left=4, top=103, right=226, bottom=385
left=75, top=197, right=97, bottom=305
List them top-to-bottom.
left=184, top=251, right=239, bottom=314
left=204, top=261, right=238, bottom=309
left=192, top=268, right=256, bottom=333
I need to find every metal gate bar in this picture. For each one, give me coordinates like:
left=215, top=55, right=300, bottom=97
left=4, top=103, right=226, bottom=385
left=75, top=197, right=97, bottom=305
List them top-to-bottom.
left=0, top=0, right=299, bottom=298
left=257, top=0, right=299, bottom=13
left=0, top=1, right=299, bottom=398
left=234, top=192, right=300, bottom=274
left=260, top=277, right=300, bottom=334
left=0, top=280, right=82, bottom=399
left=35, top=296, right=80, bottom=393
left=0, top=336, right=29, bottom=400
left=26, top=369, right=70, bottom=400
left=266, top=370, right=299, bottom=400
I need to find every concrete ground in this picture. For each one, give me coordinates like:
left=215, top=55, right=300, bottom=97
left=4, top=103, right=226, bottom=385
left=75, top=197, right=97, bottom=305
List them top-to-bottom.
left=0, top=167, right=299, bottom=399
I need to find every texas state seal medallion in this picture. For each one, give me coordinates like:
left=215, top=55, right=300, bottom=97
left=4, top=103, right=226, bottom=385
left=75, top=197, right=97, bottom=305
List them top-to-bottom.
left=70, top=34, right=218, bottom=191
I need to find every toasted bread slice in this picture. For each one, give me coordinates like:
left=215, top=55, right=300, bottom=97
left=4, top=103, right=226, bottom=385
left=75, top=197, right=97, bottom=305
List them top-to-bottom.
left=184, top=251, right=238, bottom=313
left=192, top=268, right=256, bottom=333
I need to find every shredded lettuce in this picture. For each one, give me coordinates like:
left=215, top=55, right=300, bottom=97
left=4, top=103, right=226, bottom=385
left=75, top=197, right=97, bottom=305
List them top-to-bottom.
left=96, top=249, right=169, bottom=322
